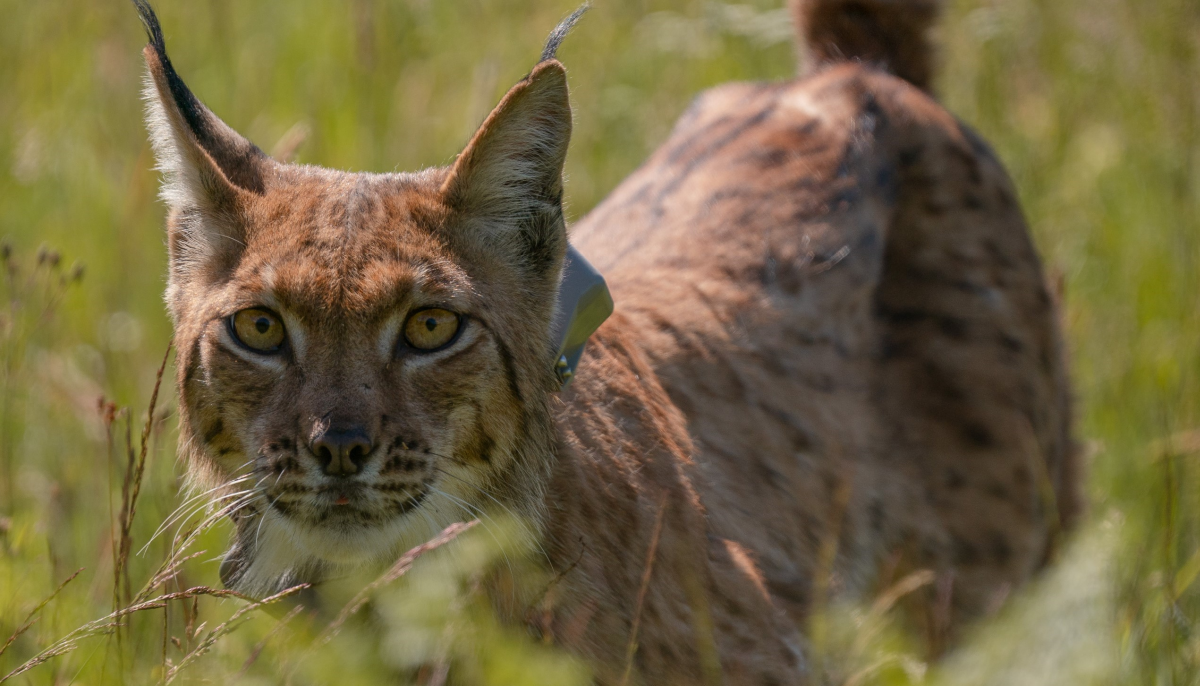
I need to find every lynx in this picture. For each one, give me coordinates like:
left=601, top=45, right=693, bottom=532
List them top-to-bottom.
left=135, top=0, right=1078, bottom=681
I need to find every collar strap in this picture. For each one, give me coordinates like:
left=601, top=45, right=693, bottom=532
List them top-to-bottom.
left=550, top=245, right=613, bottom=389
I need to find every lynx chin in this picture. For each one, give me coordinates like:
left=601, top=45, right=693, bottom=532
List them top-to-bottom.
left=134, top=0, right=1078, bottom=681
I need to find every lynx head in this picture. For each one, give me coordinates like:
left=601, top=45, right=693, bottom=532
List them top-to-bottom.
left=134, top=0, right=581, bottom=593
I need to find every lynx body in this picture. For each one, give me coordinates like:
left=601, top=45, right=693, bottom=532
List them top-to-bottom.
left=135, top=0, right=1077, bottom=682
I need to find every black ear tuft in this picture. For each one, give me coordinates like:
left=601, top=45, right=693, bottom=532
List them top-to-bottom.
left=132, top=0, right=167, bottom=56
left=134, top=0, right=267, bottom=197
left=134, top=0, right=269, bottom=282
left=540, top=3, right=590, bottom=62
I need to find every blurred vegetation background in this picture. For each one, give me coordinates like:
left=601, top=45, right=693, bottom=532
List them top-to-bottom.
left=0, top=0, right=1197, bottom=683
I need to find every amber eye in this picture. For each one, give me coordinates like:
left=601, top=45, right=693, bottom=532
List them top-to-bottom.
left=229, top=308, right=286, bottom=352
left=404, top=308, right=461, bottom=351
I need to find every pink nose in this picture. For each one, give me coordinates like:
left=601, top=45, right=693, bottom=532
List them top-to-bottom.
left=311, top=429, right=373, bottom=476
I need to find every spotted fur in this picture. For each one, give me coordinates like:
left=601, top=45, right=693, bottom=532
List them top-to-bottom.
left=137, top=0, right=1077, bottom=681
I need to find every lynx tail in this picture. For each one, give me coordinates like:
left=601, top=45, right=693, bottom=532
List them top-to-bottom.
left=792, top=0, right=941, bottom=92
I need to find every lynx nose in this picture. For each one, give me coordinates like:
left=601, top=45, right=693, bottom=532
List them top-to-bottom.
left=311, top=429, right=373, bottom=476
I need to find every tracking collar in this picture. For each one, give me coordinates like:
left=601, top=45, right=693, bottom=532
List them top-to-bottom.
left=550, top=245, right=613, bottom=389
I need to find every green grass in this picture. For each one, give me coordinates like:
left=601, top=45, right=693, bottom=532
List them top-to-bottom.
left=0, top=0, right=1197, bottom=683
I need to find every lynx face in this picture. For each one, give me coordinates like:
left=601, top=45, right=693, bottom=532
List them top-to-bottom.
left=134, top=1, right=574, bottom=591
left=185, top=172, right=526, bottom=567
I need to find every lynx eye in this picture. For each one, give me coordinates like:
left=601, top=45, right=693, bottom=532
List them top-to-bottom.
left=229, top=308, right=286, bottom=353
left=404, top=308, right=461, bottom=352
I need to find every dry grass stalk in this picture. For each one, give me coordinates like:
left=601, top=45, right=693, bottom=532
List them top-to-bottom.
left=270, top=122, right=312, bottom=163
left=113, top=342, right=172, bottom=609
left=103, top=403, right=127, bottom=610
left=1151, top=429, right=1200, bottom=461
left=620, top=494, right=669, bottom=686
left=315, top=519, right=480, bottom=646
left=138, top=551, right=206, bottom=605
left=0, top=568, right=83, bottom=659
left=850, top=569, right=939, bottom=667
left=868, top=569, right=937, bottom=622
left=164, top=584, right=308, bottom=684
left=1, top=585, right=304, bottom=684
left=236, top=604, right=307, bottom=676
left=843, top=653, right=927, bottom=686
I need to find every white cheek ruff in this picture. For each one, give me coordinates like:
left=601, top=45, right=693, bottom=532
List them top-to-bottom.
left=244, top=490, right=458, bottom=582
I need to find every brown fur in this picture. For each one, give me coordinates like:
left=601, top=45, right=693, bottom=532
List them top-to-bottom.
left=135, top=0, right=1077, bottom=682
left=795, top=0, right=941, bottom=92
left=563, top=70, right=1080, bottom=677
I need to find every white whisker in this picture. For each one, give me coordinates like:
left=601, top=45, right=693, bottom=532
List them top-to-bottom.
left=432, top=463, right=551, bottom=566
left=140, top=474, right=260, bottom=555
left=428, top=484, right=519, bottom=582
left=254, top=493, right=285, bottom=552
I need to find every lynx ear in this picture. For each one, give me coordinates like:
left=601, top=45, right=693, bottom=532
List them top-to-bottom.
left=134, top=1, right=267, bottom=274
left=441, top=60, right=573, bottom=278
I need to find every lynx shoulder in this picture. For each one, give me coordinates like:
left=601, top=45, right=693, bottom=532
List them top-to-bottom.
left=134, top=0, right=1077, bottom=681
